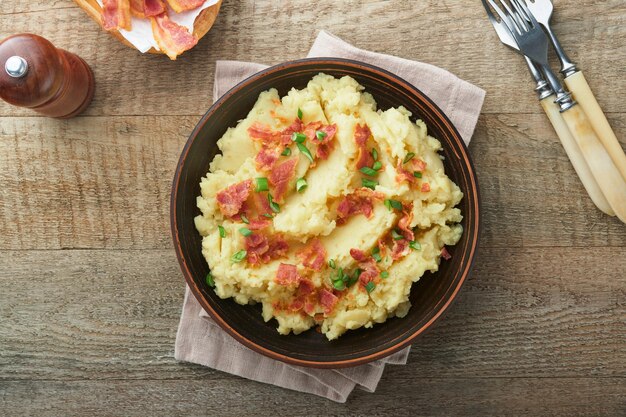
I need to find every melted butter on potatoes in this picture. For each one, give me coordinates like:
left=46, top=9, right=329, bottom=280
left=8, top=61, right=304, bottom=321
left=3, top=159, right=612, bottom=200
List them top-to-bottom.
left=195, top=73, right=463, bottom=340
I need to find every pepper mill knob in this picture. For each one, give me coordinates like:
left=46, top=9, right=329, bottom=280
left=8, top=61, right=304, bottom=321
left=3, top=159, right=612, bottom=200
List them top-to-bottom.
left=0, top=34, right=95, bottom=118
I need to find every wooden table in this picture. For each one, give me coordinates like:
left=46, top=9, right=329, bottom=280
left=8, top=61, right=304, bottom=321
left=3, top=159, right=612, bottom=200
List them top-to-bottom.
left=1, top=1, right=624, bottom=415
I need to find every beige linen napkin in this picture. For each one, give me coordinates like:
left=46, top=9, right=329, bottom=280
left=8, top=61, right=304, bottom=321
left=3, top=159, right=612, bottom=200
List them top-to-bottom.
left=175, top=30, right=485, bottom=403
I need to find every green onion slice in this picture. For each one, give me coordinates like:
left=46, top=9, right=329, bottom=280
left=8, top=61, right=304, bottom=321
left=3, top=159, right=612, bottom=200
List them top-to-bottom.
left=297, top=108, right=303, bottom=120
left=315, top=130, right=327, bottom=141
left=292, top=132, right=306, bottom=143
left=297, top=143, right=314, bottom=163
left=281, top=147, right=291, bottom=156
left=371, top=148, right=378, bottom=161
left=403, top=152, right=415, bottom=164
left=372, top=161, right=382, bottom=171
left=360, top=166, right=378, bottom=176
left=413, top=171, right=423, bottom=178
left=255, top=177, right=269, bottom=192
left=296, top=178, right=307, bottom=193
left=362, top=178, right=378, bottom=190
left=268, top=194, right=281, bottom=213
left=384, top=199, right=392, bottom=211
left=385, top=199, right=403, bottom=211
left=240, top=213, right=249, bottom=224
left=262, top=213, right=274, bottom=219
left=218, top=225, right=226, bottom=238
left=239, top=227, right=252, bottom=237
left=391, top=229, right=404, bottom=240
left=409, top=241, right=421, bottom=250
left=371, top=247, right=382, bottom=263
left=231, top=250, right=247, bottom=263
left=328, top=259, right=336, bottom=269
left=347, top=269, right=361, bottom=287
left=380, top=271, right=389, bottom=279
left=206, top=273, right=215, bottom=287
left=332, top=279, right=346, bottom=291
left=365, top=281, right=376, bottom=293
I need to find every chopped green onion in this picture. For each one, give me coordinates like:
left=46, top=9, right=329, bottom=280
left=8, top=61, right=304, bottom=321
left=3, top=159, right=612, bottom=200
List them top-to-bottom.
left=297, top=108, right=303, bottom=120
left=315, top=130, right=327, bottom=141
left=292, top=132, right=306, bottom=143
left=297, top=143, right=314, bottom=163
left=281, top=147, right=291, bottom=156
left=371, top=148, right=378, bottom=161
left=403, top=152, right=415, bottom=164
left=372, top=161, right=382, bottom=171
left=360, top=166, right=378, bottom=176
left=413, top=171, right=423, bottom=178
left=255, top=177, right=269, bottom=192
left=296, top=178, right=308, bottom=193
left=362, top=178, right=378, bottom=190
left=268, top=194, right=280, bottom=213
left=385, top=199, right=403, bottom=211
left=240, top=213, right=249, bottom=224
left=262, top=213, right=274, bottom=219
left=218, top=225, right=226, bottom=238
left=239, top=227, right=252, bottom=237
left=391, top=229, right=404, bottom=240
left=409, top=241, right=421, bottom=250
left=371, top=247, right=382, bottom=263
left=231, top=250, right=247, bottom=263
left=328, top=259, right=336, bottom=269
left=347, top=269, right=361, bottom=287
left=380, top=271, right=389, bottom=279
left=206, top=273, right=215, bottom=287
left=332, top=279, right=346, bottom=291
left=365, top=281, right=376, bottom=293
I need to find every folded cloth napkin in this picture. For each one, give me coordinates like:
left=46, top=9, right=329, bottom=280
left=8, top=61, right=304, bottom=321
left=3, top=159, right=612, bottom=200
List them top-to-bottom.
left=175, top=30, right=485, bottom=403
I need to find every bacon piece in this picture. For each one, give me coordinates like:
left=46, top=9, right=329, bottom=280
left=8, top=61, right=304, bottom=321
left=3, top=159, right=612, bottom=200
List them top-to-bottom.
left=102, top=0, right=131, bottom=31
left=130, top=0, right=166, bottom=17
left=165, top=0, right=205, bottom=12
left=151, top=13, right=199, bottom=60
left=279, top=119, right=304, bottom=146
left=303, top=121, right=323, bottom=141
left=248, top=123, right=275, bottom=142
left=315, top=124, right=338, bottom=160
left=354, top=124, right=374, bottom=169
left=255, top=146, right=282, bottom=171
left=268, top=158, right=298, bottom=203
left=411, top=158, right=427, bottom=172
left=396, top=163, right=417, bottom=184
left=216, top=180, right=252, bottom=217
left=421, top=182, right=431, bottom=192
left=336, top=188, right=383, bottom=224
left=249, top=191, right=272, bottom=218
left=397, top=205, right=415, bottom=241
left=247, top=218, right=271, bottom=230
left=244, top=233, right=269, bottom=265
left=268, top=235, right=289, bottom=259
left=298, top=239, right=327, bottom=271
left=391, top=239, right=409, bottom=260
left=441, top=247, right=452, bottom=260
left=350, top=248, right=368, bottom=262
left=358, top=258, right=379, bottom=286
left=275, top=263, right=300, bottom=286
left=298, top=279, right=315, bottom=295
left=318, top=289, right=339, bottom=314
left=288, top=297, right=305, bottom=312
left=303, top=301, right=316, bottom=315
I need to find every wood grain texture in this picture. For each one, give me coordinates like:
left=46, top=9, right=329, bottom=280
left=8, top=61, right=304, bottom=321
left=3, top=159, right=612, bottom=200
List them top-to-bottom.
left=1, top=0, right=625, bottom=414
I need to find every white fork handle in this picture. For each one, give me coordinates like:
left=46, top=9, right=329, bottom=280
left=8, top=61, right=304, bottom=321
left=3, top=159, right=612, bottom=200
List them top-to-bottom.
left=565, top=71, right=626, bottom=181
left=540, top=96, right=614, bottom=216
left=561, top=105, right=626, bottom=223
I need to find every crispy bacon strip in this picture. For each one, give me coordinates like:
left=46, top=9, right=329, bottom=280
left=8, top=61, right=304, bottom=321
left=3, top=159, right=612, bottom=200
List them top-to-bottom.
left=102, top=0, right=131, bottom=31
left=130, top=0, right=166, bottom=17
left=165, top=0, right=205, bottom=13
left=151, top=13, right=199, bottom=60
left=315, top=124, right=338, bottom=160
left=354, top=124, right=374, bottom=169
left=255, top=146, right=282, bottom=172
left=269, top=158, right=298, bottom=203
left=397, top=158, right=427, bottom=184
left=216, top=180, right=252, bottom=217
left=421, top=182, right=431, bottom=192
left=336, top=188, right=383, bottom=224
left=397, top=204, right=415, bottom=241
left=245, top=233, right=289, bottom=266
left=298, top=239, right=327, bottom=271
left=391, top=239, right=409, bottom=260
left=441, top=247, right=452, bottom=260
left=349, top=248, right=368, bottom=262
left=357, top=258, right=379, bottom=286
left=275, top=263, right=300, bottom=286
left=318, top=289, right=339, bottom=314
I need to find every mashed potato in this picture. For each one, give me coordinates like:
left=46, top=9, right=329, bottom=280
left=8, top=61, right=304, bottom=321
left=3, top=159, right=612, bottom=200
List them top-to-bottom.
left=195, top=74, right=463, bottom=340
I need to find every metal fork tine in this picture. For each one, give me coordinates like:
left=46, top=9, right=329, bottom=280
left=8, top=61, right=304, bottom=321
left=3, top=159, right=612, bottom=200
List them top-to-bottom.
left=487, top=0, right=520, bottom=35
left=500, top=0, right=528, bottom=32
left=510, top=0, right=531, bottom=26
left=516, top=0, right=540, bottom=26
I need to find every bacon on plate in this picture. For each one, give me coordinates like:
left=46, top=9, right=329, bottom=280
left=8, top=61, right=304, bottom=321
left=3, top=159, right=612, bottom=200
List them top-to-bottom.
left=102, top=0, right=132, bottom=31
left=130, top=0, right=166, bottom=17
left=165, top=0, right=206, bottom=13
left=151, top=13, right=199, bottom=60
left=354, top=124, right=374, bottom=169
left=268, top=158, right=298, bottom=203
left=336, top=188, right=383, bottom=224
left=397, top=205, right=415, bottom=241
left=298, top=239, right=327, bottom=271
left=275, top=263, right=300, bottom=286
left=318, top=289, right=339, bottom=314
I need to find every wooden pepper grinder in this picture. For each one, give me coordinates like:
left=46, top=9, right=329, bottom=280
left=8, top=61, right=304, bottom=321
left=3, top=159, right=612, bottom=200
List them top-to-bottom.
left=0, top=33, right=95, bottom=118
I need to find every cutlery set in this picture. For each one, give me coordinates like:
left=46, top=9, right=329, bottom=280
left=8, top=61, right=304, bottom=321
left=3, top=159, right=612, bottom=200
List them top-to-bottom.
left=482, top=0, right=626, bottom=223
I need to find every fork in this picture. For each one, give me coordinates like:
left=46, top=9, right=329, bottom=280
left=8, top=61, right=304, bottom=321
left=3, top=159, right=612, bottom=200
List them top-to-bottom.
left=482, top=0, right=614, bottom=216
left=485, top=0, right=626, bottom=222
left=525, top=0, right=626, bottom=182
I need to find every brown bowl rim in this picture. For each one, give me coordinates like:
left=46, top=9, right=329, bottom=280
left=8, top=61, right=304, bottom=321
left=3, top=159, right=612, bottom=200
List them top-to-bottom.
left=171, top=57, right=481, bottom=368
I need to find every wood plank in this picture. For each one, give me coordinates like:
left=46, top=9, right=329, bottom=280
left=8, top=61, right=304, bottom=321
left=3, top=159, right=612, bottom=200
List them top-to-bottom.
left=0, top=0, right=625, bottom=116
left=1, top=114, right=624, bottom=250
left=0, top=248, right=623, bottom=381
left=0, top=377, right=623, bottom=416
